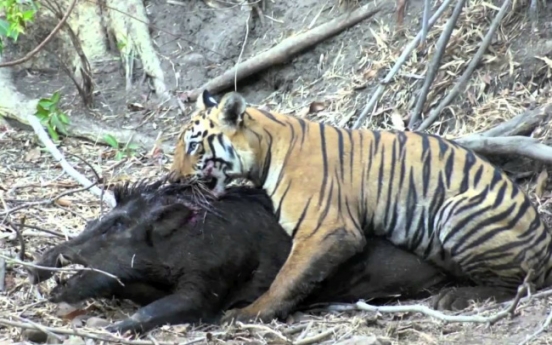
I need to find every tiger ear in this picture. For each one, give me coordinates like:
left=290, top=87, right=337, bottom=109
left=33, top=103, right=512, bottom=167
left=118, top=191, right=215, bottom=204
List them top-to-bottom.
left=197, top=89, right=218, bottom=110
left=219, top=92, right=247, bottom=128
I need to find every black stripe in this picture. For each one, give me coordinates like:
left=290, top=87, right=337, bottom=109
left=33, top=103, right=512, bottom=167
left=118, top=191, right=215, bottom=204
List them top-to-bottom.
left=258, top=109, right=287, bottom=126
left=296, top=117, right=307, bottom=146
left=318, top=123, right=329, bottom=206
left=334, top=127, right=345, bottom=180
left=459, top=151, right=476, bottom=193
left=473, top=165, right=484, bottom=188
left=308, top=179, right=335, bottom=239
left=274, top=181, right=292, bottom=221
left=291, top=197, right=312, bottom=237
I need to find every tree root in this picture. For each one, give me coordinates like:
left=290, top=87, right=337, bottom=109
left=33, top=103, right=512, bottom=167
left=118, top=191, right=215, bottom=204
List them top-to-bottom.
left=105, top=0, right=168, bottom=99
left=182, top=2, right=388, bottom=102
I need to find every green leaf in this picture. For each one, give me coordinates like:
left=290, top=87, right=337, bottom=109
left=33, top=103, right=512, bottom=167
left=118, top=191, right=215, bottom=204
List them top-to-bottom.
left=0, top=19, right=10, bottom=36
left=51, top=91, right=60, bottom=105
left=38, top=99, right=54, bottom=110
left=59, top=113, right=70, bottom=124
left=51, top=114, right=68, bottom=135
left=47, top=125, right=59, bottom=142
left=103, top=134, right=119, bottom=149
left=127, top=143, right=139, bottom=150
left=115, top=151, right=124, bottom=161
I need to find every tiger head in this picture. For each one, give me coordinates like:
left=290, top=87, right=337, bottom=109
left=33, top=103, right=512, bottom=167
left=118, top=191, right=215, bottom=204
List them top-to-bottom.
left=171, top=90, right=258, bottom=197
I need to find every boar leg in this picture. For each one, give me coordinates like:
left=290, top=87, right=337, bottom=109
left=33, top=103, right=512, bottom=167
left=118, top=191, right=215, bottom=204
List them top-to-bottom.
left=110, top=282, right=171, bottom=306
left=106, top=293, right=218, bottom=334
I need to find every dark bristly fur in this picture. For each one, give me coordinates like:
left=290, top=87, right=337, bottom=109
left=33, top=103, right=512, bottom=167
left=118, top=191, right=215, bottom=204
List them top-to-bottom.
left=169, top=89, right=552, bottom=323
left=28, top=179, right=448, bottom=334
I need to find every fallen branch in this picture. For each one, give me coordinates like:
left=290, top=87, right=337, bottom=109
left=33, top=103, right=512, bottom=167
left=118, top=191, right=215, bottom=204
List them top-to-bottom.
left=0, top=0, right=78, bottom=68
left=352, top=0, right=455, bottom=129
left=409, top=0, right=468, bottom=129
left=416, top=0, right=512, bottom=131
left=183, top=2, right=387, bottom=101
left=468, top=103, right=552, bottom=138
left=26, top=115, right=116, bottom=208
left=454, top=136, right=552, bottom=163
left=357, top=271, right=532, bottom=325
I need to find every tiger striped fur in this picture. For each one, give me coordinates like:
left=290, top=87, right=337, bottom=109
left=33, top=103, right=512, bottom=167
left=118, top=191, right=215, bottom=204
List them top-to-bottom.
left=170, top=90, right=552, bottom=323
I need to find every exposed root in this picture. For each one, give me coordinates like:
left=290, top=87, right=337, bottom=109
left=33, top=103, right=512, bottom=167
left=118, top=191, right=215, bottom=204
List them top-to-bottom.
left=105, top=0, right=168, bottom=99
left=183, top=2, right=387, bottom=101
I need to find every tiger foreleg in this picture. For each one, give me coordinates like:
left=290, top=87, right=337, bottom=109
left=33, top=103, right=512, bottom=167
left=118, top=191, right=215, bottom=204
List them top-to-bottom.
left=221, top=227, right=365, bottom=323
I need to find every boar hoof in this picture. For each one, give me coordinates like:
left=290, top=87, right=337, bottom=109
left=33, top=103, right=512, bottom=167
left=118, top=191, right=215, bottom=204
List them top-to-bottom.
left=105, top=319, right=142, bottom=335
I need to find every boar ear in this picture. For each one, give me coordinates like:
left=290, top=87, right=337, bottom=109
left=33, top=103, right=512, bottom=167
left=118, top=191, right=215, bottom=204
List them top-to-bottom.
left=218, top=92, right=247, bottom=128
left=150, top=203, right=193, bottom=238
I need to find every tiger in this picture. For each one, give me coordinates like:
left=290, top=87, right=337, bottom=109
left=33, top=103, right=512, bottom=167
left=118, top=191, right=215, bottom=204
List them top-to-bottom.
left=170, top=89, right=552, bottom=323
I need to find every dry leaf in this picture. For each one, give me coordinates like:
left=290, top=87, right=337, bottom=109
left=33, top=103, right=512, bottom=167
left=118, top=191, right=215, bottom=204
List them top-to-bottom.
left=390, top=113, right=405, bottom=131
left=24, top=148, right=41, bottom=162
left=535, top=169, right=548, bottom=198
left=55, top=197, right=72, bottom=207
left=56, top=302, right=86, bottom=320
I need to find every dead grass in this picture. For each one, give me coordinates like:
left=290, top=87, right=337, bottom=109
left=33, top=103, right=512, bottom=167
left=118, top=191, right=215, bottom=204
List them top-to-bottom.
left=2, top=0, right=552, bottom=344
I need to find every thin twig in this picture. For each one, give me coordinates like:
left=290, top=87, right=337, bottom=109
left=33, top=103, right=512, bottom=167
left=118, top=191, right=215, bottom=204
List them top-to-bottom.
left=0, top=0, right=78, bottom=67
left=352, top=0, right=454, bottom=129
left=409, top=0, right=467, bottom=129
left=416, top=0, right=512, bottom=131
left=421, top=0, right=430, bottom=45
left=235, top=8, right=252, bottom=92
left=28, top=115, right=115, bottom=206
left=0, top=181, right=99, bottom=216
left=16, top=216, right=26, bottom=261
left=0, top=254, right=124, bottom=286
left=0, top=258, right=5, bottom=292
left=0, top=317, right=170, bottom=345
left=236, top=322, right=290, bottom=343
left=293, top=327, right=337, bottom=345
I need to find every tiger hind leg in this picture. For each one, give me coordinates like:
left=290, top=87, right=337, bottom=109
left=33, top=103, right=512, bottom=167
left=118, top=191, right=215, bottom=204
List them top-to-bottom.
left=433, top=190, right=551, bottom=311
left=221, top=226, right=365, bottom=323
left=432, top=286, right=515, bottom=310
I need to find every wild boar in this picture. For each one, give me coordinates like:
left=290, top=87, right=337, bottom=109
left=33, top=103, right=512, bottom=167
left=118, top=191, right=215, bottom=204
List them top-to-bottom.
left=28, top=178, right=448, bottom=334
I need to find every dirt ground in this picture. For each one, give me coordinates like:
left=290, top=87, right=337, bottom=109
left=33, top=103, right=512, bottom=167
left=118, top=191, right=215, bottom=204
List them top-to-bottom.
left=2, top=0, right=552, bottom=344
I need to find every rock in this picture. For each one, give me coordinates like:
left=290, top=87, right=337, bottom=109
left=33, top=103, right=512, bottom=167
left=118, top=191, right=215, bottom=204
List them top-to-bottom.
left=85, top=317, right=110, bottom=328
left=22, top=329, right=48, bottom=343
left=335, top=335, right=392, bottom=345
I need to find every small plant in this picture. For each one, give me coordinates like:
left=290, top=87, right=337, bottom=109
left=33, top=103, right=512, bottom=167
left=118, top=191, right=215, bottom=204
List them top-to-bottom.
left=0, top=0, right=38, bottom=53
left=35, top=91, right=70, bottom=142
left=103, top=134, right=139, bottom=160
